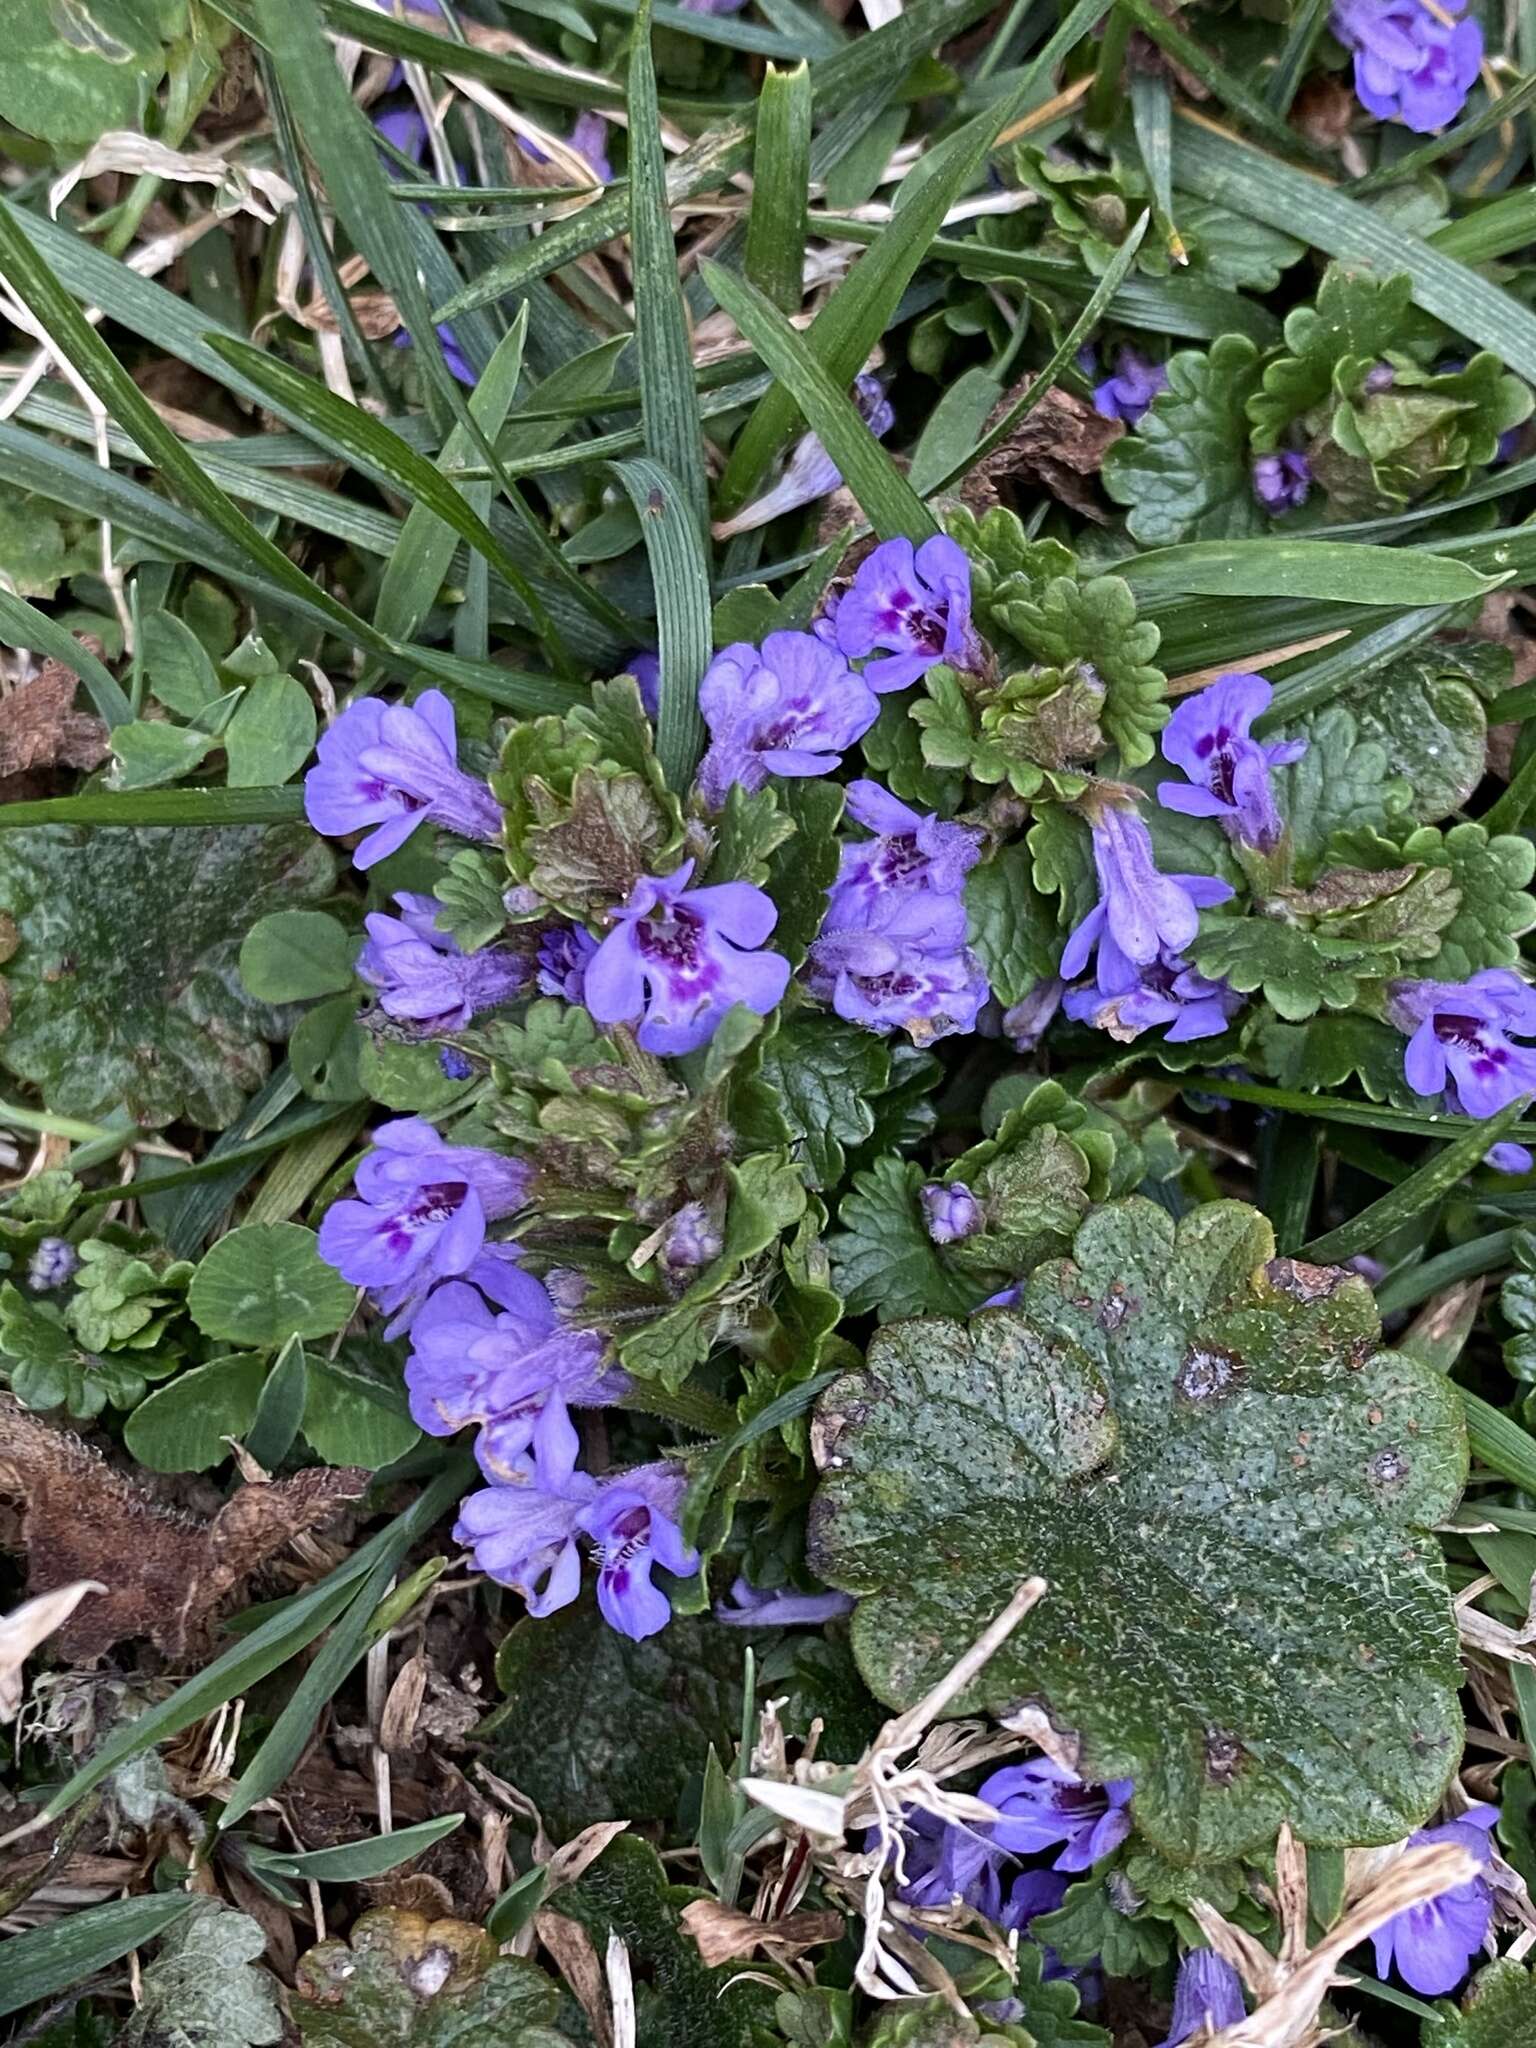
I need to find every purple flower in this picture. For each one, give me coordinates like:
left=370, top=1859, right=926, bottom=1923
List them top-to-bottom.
left=681, top=0, right=748, bottom=11
left=1332, top=0, right=1482, bottom=130
left=568, top=111, right=612, bottom=183
left=1092, top=350, right=1168, bottom=426
left=714, top=376, right=895, bottom=538
left=1254, top=450, right=1312, bottom=513
left=819, top=536, right=983, bottom=693
left=697, top=632, right=879, bottom=809
left=623, top=650, right=660, bottom=721
left=1156, top=673, right=1305, bottom=854
left=304, top=691, right=501, bottom=870
left=835, top=779, right=983, bottom=910
left=1060, top=806, right=1233, bottom=980
left=584, top=860, right=791, bottom=1055
left=807, top=887, right=989, bottom=1043
left=359, top=892, right=526, bottom=1030
left=536, top=924, right=600, bottom=1004
left=1064, top=942, right=1242, bottom=1045
left=1388, top=969, right=1536, bottom=1117
left=1003, top=977, right=1064, bottom=1053
left=440, top=1047, right=474, bottom=1081
left=317, top=1117, right=529, bottom=1328
left=1488, top=1140, right=1534, bottom=1174
left=921, top=1182, right=983, bottom=1244
left=659, top=1201, right=722, bottom=1272
left=27, top=1238, right=77, bottom=1291
left=405, top=1259, right=620, bottom=1465
left=979, top=1283, right=1023, bottom=1309
left=454, top=1415, right=596, bottom=1618
left=583, top=1462, right=700, bottom=1639
left=714, top=1576, right=856, bottom=1627
left=979, top=1759, right=1134, bottom=1873
left=1371, top=1805, right=1497, bottom=1995
left=882, top=1808, right=1013, bottom=1921
left=1155, top=1950, right=1247, bottom=2047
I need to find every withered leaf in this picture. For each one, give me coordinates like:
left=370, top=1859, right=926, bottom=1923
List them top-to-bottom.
left=962, top=377, right=1125, bottom=521
left=0, top=661, right=109, bottom=786
left=0, top=1395, right=366, bottom=1659
left=679, top=1899, right=845, bottom=1969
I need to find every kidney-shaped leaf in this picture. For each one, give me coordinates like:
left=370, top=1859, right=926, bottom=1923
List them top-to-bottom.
left=808, top=1195, right=1467, bottom=1864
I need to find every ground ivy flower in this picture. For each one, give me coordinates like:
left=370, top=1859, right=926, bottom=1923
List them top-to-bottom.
left=1332, top=0, right=1481, bottom=131
left=568, top=110, right=612, bottom=182
left=1091, top=349, right=1168, bottom=426
left=714, top=375, right=894, bottom=538
left=1254, top=450, right=1312, bottom=513
left=818, top=536, right=984, bottom=692
left=697, top=632, right=879, bottom=809
left=622, top=649, right=660, bottom=720
left=1155, top=673, right=1306, bottom=854
left=304, top=690, right=501, bottom=869
left=835, top=779, right=983, bottom=910
left=1061, top=805, right=1233, bottom=979
left=584, top=861, right=791, bottom=1056
left=807, top=887, right=989, bottom=1043
left=359, top=892, right=526, bottom=1030
left=536, top=924, right=600, bottom=1004
left=1064, top=941, right=1242, bottom=1045
left=1387, top=969, right=1536, bottom=1116
left=1003, top=977, right=1064, bottom=1053
left=317, top=1116, right=529, bottom=1329
left=921, top=1182, right=983, bottom=1243
left=27, top=1238, right=77, bottom=1291
left=453, top=1416, right=596, bottom=1619
left=583, top=1462, right=700, bottom=1640
left=714, top=1577, right=856, bottom=1627
left=979, top=1758, right=1134, bottom=1873
left=1370, top=1805, right=1498, bottom=1994
left=882, top=1807, right=1012, bottom=1920
left=1156, top=1950, right=1247, bottom=2047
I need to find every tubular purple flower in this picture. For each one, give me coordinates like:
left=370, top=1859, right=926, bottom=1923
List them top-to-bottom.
left=1331, top=0, right=1482, bottom=131
left=568, top=110, right=612, bottom=182
left=1092, top=350, right=1168, bottom=426
left=714, top=376, right=895, bottom=538
left=1253, top=450, right=1312, bottom=513
left=819, top=536, right=984, bottom=692
left=696, top=632, right=879, bottom=809
left=1156, top=673, right=1305, bottom=853
left=304, top=690, right=501, bottom=869
left=836, top=779, right=984, bottom=910
left=1060, top=805, right=1233, bottom=980
left=584, top=860, right=791, bottom=1056
left=807, top=887, right=989, bottom=1043
left=359, top=892, right=526, bottom=1030
left=536, top=924, right=600, bottom=1004
left=1064, top=937, right=1242, bottom=1045
left=1387, top=969, right=1536, bottom=1117
left=1003, top=977, right=1064, bottom=1053
left=317, top=1116, right=529, bottom=1329
left=1487, top=1140, right=1533, bottom=1174
left=921, top=1182, right=984, bottom=1244
left=453, top=1415, right=597, bottom=1619
left=582, top=1462, right=699, bottom=1640
left=714, top=1577, right=857, bottom=1627
left=978, top=1758, right=1134, bottom=1873
left=1371, top=1806, right=1498, bottom=1994
left=880, top=1807, right=1012, bottom=1921
left=1002, top=1867, right=1070, bottom=1935
left=1155, top=1950, right=1247, bottom=2047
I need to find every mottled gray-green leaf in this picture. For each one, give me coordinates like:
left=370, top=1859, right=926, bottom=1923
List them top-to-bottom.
left=1347, top=657, right=1487, bottom=824
left=1274, top=704, right=1411, bottom=866
left=0, top=824, right=333, bottom=1128
left=810, top=1197, right=1466, bottom=1863
left=121, top=1903, right=283, bottom=2048
left=1421, top=1960, right=1536, bottom=2048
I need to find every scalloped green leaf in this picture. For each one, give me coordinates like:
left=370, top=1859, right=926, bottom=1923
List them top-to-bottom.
left=1248, top=267, right=1419, bottom=450
left=1100, top=334, right=1265, bottom=547
left=992, top=573, right=1167, bottom=768
left=1326, top=821, right=1536, bottom=979
left=0, top=823, right=334, bottom=1128
left=964, top=842, right=1060, bottom=1006
left=1191, top=913, right=1404, bottom=1022
left=829, top=1157, right=986, bottom=1322
left=809, top=1196, right=1467, bottom=1863
left=1422, top=1960, right=1536, bottom=2048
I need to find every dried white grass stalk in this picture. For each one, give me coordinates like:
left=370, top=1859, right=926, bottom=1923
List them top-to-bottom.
left=49, top=135, right=295, bottom=223
left=0, top=1582, right=103, bottom=1721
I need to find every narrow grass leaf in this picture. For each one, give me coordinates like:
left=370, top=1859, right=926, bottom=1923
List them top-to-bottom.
left=1117, top=0, right=1330, bottom=158
left=1265, top=0, right=1333, bottom=112
left=746, top=62, right=813, bottom=314
left=1130, top=75, right=1180, bottom=261
left=611, top=456, right=713, bottom=789
left=1117, top=540, right=1496, bottom=606
left=0, top=589, right=130, bottom=726
left=0, top=789, right=304, bottom=828
left=1178, top=1075, right=1536, bottom=1146
left=1299, top=1102, right=1525, bottom=1264
left=1374, top=1229, right=1522, bottom=1316
left=1462, top=1388, right=1536, bottom=1492
left=274, top=1813, right=465, bottom=1879
left=0, top=1897, right=199, bottom=2019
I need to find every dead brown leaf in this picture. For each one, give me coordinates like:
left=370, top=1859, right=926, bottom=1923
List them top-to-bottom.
left=960, top=376, right=1124, bottom=521
left=0, top=663, right=109, bottom=785
left=0, top=1396, right=367, bottom=1659
left=0, top=1581, right=104, bottom=1720
left=680, top=1898, right=845, bottom=1969
left=537, top=1908, right=612, bottom=2048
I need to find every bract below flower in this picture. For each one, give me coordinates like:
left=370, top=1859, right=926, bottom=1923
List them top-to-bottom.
left=819, top=535, right=984, bottom=692
left=697, top=632, right=879, bottom=809
left=304, top=690, right=500, bottom=869
left=584, top=861, right=791, bottom=1056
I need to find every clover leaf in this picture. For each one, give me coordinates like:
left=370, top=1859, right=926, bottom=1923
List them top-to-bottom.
left=1100, top=335, right=1265, bottom=546
left=0, top=823, right=334, bottom=1129
left=809, top=1197, right=1466, bottom=1863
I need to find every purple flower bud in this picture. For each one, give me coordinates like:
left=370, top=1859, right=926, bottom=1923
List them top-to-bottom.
left=680, top=0, right=748, bottom=11
left=1332, top=0, right=1481, bottom=131
left=568, top=110, right=612, bottom=183
left=1092, top=350, right=1168, bottom=426
left=1365, top=361, right=1397, bottom=393
left=713, top=375, right=895, bottom=538
left=1253, top=450, right=1312, bottom=513
left=817, top=536, right=984, bottom=693
left=696, top=632, right=879, bottom=810
left=623, top=650, right=660, bottom=720
left=1156, top=672, right=1305, bottom=854
left=304, top=691, right=501, bottom=870
left=835, top=779, right=983, bottom=911
left=1061, top=805, right=1233, bottom=981
left=584, top=860, right=791, bottom=1056
left=807, top=885, right=989, bottom=1044
left=359, top=892, right=527, bottom=1030
left=536, top=924, right=600, bottom=1005
left=1388, top=969, right=1536, bottom=1118
left=1003, top=976, right=1064, bottom=1053
left=440, top=1047, right=474, bottom=1081
left=317, top=1117, right=530, bottom=1331
left=1487, top=1140, right=1533, bottom=1174
left=921, top=1181, right=983, bottom=1244
left=660, top=1200, right=723, bottom=1272
left=27, top=1238, right=78, bottom=1291
left=978, top=1283, right=1023, bottom=1309
left=583, top=1462, right=700, bottom=1639
left=714, top=1576, right=857, bottom=1627
left=979, top=1758, right=1134, bottom=1873
left=1371, top=1805, right=1498, bottom=1994
left=1155, top=1950, right=1247, bottom=2047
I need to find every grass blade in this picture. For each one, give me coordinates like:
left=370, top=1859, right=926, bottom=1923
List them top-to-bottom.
left=630, top=0, right=711, bottom=545
left=1116, top=0, right=1330, bottom=159
left=746, top=62, right=813, bottom=313
left=611, top=457, right=712, bottom=790
left=1116, top=540, right=1497, bottom=606
left=0, top=589, right=130, bottom=726
left=0, top=789, right=304, bottom=828
left=1298, top=1102, right=1525, bottom=1264
left=1462, top=1388, right=1536, bottom=1490
left=274, top=1812, right=465, bottom=1879
left=0, top=1897, right=199, bottom=2019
